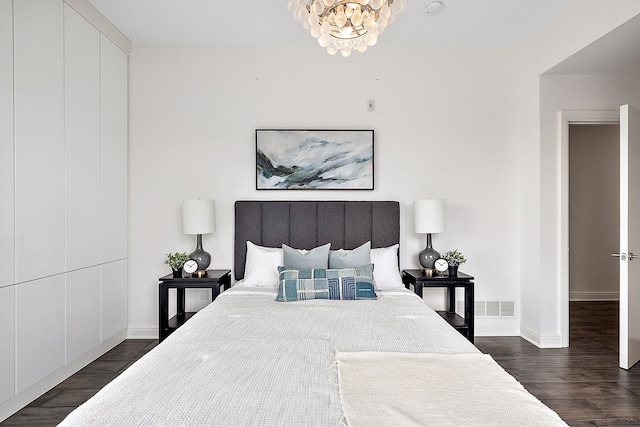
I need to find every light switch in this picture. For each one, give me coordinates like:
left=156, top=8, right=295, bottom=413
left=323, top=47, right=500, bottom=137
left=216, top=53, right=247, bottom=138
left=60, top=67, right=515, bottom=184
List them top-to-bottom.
left=367, top=99, right=375, bottom=112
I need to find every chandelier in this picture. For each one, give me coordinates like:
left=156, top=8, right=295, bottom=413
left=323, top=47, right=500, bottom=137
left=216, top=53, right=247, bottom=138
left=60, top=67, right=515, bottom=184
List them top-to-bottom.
left=288, top=0, right=406, bottom=57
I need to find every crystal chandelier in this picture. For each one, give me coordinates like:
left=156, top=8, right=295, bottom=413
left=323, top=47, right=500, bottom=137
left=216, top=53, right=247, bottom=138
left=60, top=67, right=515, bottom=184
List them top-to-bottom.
left=288, top=0, right=406, bottom=57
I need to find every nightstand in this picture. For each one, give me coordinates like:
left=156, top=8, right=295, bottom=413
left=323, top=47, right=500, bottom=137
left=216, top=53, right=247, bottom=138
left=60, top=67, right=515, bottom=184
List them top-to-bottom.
left=159, top=269, right=231, bottom=342
left=401, top=269, right=474, bottom=343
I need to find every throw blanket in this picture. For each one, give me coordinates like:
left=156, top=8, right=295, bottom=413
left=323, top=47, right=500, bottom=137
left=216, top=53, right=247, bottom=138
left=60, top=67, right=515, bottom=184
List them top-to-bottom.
left=336, top=351, right=568, bottom=427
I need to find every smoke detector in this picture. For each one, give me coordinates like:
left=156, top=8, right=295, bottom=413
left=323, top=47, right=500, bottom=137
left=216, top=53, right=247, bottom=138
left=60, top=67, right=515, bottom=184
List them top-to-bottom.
left=425, top=1, right=443, bottom=15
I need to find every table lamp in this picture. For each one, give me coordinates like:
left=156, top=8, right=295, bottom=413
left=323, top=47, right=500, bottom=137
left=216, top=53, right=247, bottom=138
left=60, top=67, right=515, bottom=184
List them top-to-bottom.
left=183, top=199, right=216, bottom=277
left=414, top=199, right=445, bottom=272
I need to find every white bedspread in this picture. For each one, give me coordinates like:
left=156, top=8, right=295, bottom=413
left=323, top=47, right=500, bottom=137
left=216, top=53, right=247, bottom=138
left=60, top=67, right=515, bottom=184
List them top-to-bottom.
left=59, top=288, right=548, bottom=426
left=336, top=351, right=567, bottom=427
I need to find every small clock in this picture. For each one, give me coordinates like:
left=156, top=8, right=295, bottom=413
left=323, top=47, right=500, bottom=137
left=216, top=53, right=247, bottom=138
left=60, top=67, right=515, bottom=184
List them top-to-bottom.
left=434, top=258, right=449, bottom=273
left=183, top=259, right=199, bottom=275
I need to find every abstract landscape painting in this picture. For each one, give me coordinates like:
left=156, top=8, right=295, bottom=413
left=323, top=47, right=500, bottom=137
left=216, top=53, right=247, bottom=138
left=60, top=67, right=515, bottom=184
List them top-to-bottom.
left=256, top=129, right=374, bottom=190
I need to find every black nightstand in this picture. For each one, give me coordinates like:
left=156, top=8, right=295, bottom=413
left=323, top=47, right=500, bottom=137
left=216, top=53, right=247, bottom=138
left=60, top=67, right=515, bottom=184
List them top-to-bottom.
left=159, top=269, right=231, bottom=342
left=402, top=269, right=474, bottom=343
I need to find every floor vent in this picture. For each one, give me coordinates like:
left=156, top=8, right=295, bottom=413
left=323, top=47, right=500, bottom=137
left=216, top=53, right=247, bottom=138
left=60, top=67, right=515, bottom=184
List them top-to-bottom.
left=468, top=300, right=516, bottom=317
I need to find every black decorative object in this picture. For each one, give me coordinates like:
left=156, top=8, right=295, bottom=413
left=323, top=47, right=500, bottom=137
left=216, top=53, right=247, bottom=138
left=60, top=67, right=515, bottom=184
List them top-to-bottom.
left=448, top=265, right=458, bottom=277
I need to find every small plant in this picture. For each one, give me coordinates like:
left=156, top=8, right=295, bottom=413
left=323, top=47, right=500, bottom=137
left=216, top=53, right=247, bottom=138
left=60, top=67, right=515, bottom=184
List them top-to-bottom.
left=443, top=249, right=467, bottom=267
left=165, top=252, right=190, bottom=271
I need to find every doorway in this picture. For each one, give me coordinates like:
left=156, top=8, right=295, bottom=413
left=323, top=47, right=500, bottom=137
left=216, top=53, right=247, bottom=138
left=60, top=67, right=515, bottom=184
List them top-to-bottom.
left=560, top=111, right=620, bottom=347
left=566, top=121, right=620, bottom=345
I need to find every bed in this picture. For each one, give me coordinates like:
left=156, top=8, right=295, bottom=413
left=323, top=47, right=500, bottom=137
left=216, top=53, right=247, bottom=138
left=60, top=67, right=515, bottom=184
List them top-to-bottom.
left=60, top=200, right=567, bottom=426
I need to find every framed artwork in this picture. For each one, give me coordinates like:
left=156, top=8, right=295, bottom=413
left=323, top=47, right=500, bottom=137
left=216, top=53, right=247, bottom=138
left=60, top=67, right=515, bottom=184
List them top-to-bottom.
left=256, top=129, right=374, bottom=190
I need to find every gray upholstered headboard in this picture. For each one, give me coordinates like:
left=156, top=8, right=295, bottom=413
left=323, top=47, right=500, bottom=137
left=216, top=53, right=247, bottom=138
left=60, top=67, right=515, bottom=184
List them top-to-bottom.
left=234, top=201, right=400, bottom=280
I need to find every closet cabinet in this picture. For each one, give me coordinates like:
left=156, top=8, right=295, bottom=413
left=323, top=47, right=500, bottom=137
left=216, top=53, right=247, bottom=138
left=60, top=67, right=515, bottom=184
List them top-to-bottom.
left=0, top=0, right=129, bottom=420
left=0, top=0, right=14, bottom=288
left=0, top=0, right=14, bottom=407
left=14, top=0, right=65, bottom=283
left=65, top=4, right=102, bottom=271
left=101, top=34, right=129, bottom=263
left=102, top=260, right=128, bottom=341
left=16, top=276, right=66, bottom=393
left=0, top=286, right=15, bottom=405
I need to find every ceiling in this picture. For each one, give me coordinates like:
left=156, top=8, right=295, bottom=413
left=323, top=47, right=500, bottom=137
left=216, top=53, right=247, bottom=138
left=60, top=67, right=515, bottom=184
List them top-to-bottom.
left=87, top=0, right=640, bottom=74
left=87, top=0, right=575, bottom=47
left=544, top=12, right=640, bottom=75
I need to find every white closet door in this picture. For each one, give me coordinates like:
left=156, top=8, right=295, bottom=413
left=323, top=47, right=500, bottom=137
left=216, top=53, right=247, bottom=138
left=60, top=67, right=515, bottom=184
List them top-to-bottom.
left=0, top=0, right=14, bottom=287
left=14, top=0, right=65, bottom=282
left=65, top=5, right=101, bottom=270
left=101, top=36, right=128, bottom=263
left=102, top=260, right=128, bottom=341
left=66, top=267, right=101, bottom=362
left=16, top=275, right=65, bottom=393
left=0, top=285, right=15, bottom=403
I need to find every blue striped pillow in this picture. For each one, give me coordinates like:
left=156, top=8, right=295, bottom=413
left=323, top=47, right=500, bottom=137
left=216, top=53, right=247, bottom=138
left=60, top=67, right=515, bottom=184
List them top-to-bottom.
left=276, top=265, right=377, bottom=302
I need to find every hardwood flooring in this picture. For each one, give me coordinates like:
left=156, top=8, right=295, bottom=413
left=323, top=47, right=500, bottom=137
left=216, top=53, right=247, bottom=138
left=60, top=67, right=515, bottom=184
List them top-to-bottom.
left=2, top=301, right=638, bottom=426
left=476, top=301, right=640, bottom=426
left=1, top=339, right=158, bottom=426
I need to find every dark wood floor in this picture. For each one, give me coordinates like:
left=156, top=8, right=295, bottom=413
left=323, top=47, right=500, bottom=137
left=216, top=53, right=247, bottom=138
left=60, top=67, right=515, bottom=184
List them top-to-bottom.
left=2, top=301, right=638, bottom=426
left=476, top=301, right=640, bottom=426
left=1, top=339, right=158, bottom=426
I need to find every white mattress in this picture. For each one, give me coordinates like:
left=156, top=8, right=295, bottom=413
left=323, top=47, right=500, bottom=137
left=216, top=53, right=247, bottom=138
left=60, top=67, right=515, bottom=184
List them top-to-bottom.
left=60, top=288, right=479, bottom=426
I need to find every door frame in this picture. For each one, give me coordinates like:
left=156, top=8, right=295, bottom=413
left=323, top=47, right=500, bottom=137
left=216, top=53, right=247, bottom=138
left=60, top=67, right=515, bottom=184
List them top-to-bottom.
left=559, top=110, right=620, bottom=347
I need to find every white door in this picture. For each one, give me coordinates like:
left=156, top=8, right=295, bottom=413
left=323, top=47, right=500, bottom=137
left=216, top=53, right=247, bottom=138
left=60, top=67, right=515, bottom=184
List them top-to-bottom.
left=619, top=104, right=640, bottom=370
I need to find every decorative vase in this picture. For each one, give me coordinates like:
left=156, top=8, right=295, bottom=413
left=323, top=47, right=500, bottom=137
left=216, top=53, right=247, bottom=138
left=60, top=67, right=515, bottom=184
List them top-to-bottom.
left=418, top=233, right=440, bottom=270
left=448, top=265, right=458, bottom=277
left=172, top=268, right=183, bottom=278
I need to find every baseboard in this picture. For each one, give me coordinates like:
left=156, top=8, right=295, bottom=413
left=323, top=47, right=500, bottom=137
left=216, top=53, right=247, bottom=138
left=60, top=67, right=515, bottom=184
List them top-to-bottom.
left=570, top=291, right=619, bottom=301
left=474, top=318, right=520, bottom=336
left=520, top=324, right=564, bottom=348
left=127, top=326, right=158, bottom=339
left=0, top=330, right=127, bottom=423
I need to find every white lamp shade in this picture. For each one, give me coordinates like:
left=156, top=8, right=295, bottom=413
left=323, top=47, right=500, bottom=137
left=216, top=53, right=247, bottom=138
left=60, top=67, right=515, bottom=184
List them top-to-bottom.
left=183, top=199, right=216, bottom=235
left=413, top=199, right=445, bottom=234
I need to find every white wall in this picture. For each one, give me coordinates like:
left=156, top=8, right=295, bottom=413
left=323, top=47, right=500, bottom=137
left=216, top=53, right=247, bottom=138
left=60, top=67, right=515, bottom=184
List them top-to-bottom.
left=127, top=1, right=640, bottom=344
left=517, top=1, right=640, bottom=347
left=128, top=43, right=522, bottom=337
left=534, top=74, right=640, bottom=346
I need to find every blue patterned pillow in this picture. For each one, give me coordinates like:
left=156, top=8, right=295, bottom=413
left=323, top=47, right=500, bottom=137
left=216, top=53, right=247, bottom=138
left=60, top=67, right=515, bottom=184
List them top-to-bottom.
left=276, top=264, right=377, bottom=302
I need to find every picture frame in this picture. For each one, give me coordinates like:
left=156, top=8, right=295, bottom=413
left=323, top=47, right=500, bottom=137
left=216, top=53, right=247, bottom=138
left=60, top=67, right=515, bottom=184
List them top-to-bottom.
left=256, top=129, right=374, bottom=190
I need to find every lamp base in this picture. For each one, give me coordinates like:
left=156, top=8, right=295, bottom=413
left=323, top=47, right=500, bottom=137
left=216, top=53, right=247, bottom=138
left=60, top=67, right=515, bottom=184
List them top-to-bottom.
left=418, top=233, right=440, bottom=270
left=190, top=234, right=211, bottom=272
left=421, top=268, right=434, bottom=277
left=193, top=270, right=208, bottom=278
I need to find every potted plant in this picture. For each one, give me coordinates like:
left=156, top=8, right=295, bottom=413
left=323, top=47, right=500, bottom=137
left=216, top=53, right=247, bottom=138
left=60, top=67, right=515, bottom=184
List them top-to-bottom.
left=443, top=249, right=467, bottom=277
left=165, top=252, right=190, bottom=278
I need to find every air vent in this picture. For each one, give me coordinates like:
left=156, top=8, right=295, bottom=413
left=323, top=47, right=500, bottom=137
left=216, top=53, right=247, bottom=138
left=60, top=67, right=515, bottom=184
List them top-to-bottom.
left=469, top=300, right=516, bottom=317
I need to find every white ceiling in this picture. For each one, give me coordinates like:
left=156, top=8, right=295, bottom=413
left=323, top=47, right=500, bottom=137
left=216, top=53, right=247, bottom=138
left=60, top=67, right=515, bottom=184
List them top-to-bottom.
left=87, top=0, right=640, bottom=74
left=87, top=0, right=574, bottom=47
left=544, top=12, right=640, bottom=75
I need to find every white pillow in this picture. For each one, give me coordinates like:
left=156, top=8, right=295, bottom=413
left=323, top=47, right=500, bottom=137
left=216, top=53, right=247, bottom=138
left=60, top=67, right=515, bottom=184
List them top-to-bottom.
left=243, top=241, right=283, bottom=287
left=370, top=244, right=403, bottom=289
